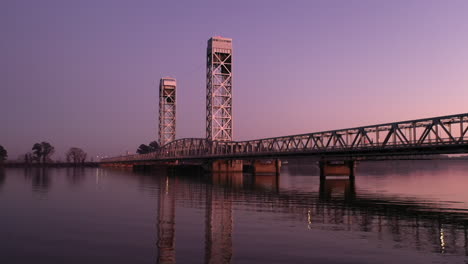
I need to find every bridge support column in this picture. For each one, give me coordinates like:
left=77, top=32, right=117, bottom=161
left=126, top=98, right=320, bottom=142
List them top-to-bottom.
left=252, top=159, right=281, bottom=175
left=211, top=160, right=243, bottom=172
left=319, top=160, right=355, bottom=180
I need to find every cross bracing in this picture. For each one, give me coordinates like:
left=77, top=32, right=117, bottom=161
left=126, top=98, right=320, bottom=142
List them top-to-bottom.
left=206, top=37, right=233, bottom=141
left=159, top=78, right=176, bottom=146
left=103, top=113, right=468, bottom=163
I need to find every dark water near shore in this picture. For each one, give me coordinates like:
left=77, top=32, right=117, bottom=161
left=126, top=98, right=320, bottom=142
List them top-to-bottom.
left=1, top=160, right=468, bottom=263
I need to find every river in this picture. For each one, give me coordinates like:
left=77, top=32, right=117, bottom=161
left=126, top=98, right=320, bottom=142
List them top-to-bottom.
left=1, top=159, right=468, bottom=263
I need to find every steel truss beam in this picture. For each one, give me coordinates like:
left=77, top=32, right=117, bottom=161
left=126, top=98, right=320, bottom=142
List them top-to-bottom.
left=103, top=113, right=468, bottom=163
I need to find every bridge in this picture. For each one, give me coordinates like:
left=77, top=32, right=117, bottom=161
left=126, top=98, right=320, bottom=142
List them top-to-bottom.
left=100, top=36, right=468, bottom=175
left=101, top=112, right=468, bottom=174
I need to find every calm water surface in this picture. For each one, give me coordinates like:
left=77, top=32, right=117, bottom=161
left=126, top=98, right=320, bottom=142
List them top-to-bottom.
left=1, top=160, right=468, bottom=263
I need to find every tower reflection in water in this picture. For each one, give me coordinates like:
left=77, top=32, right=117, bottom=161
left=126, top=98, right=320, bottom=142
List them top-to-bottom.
left=155, top=169, right=468, bottom=262
left=156, top=173, right=176, bottom=264
left=205, top=173, right=236, bottom=264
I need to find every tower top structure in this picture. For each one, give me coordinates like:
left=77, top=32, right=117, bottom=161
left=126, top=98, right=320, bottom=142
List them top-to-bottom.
left=207, top=36, right=233, bottom=50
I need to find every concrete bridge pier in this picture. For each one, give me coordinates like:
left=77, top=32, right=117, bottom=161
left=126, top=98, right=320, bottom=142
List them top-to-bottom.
left=251, top=159, right=281, bottom=175
left=211, top=160, right=243, bottom=172
left=319, top=160, right=355, bottom=180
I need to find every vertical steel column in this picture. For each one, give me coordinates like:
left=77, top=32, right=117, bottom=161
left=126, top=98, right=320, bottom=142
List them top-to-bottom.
left=206, top=37, right=233, bottom=141
left=159, top=78, right=176, bottom=146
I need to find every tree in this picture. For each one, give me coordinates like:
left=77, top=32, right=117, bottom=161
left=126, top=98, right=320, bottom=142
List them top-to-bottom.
left=136, top=141, right=160, bottom=154
left=149, top=141, right=160, bottom=150
left=32, top=142, right=55, bottom=164
left=41, top=142, right=54, bottom=164
left=32, top=143, right=43, bottom=163
left=136, top=144, right=150, bottom=154
left=0, top=145, right=7, bottom=163
left=66, top=147, right=87, bottom=165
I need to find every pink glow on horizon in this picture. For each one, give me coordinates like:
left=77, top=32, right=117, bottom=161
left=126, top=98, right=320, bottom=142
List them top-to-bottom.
left=1, top=0, right=468, bottom=159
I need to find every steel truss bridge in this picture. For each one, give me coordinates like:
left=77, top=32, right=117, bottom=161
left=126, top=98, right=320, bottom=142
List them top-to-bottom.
left=102, top=113, right=468, bottom=163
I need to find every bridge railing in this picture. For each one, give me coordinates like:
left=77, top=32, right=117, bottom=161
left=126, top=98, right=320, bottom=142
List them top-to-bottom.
left=101, top=113, right=468, bottom=163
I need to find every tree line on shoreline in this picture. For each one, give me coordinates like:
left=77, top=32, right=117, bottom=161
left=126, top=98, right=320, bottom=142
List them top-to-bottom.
left=0, top=140, right=162, bottom=167
left=0, top=142, right=90, bottom=167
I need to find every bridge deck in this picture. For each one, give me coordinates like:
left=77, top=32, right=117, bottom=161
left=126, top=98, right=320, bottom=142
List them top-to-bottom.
left=102, top=113, right=468, bottom=163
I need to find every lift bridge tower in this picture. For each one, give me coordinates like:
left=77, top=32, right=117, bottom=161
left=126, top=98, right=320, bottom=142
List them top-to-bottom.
left=206, top=36, right=233, bottom=141
left=159, top=77, right=176, bottom=146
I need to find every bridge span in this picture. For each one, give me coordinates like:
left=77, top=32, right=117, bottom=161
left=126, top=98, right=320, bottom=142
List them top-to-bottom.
left=101, top=113, right=468, bottom=174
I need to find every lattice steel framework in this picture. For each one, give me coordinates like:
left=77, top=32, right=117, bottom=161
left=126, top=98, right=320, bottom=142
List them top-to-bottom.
left=206, top=37, right=233, bottom=141
left=159, top=78, right=176, bottom=146
left=102, top=113, right=468, bottom=163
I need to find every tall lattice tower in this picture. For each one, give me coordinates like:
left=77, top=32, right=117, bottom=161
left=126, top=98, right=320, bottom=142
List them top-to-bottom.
left=206, top=36, right=233, bottom=141
left=159, top=77, right=176, bottom=146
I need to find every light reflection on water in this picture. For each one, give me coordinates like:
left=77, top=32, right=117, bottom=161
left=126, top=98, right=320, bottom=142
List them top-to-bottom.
left=1, top=160, right=468, bottom=263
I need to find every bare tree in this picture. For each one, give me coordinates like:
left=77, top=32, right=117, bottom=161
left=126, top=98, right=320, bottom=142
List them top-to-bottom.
left=32, top=142, right=55, bottom=164
left=66, top=147, right=87, bottom=165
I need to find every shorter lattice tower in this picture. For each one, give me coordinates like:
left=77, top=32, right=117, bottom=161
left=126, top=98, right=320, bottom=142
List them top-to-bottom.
left=206, top=36, right=233, bottom=141
left=159, top=77, right=176, bottom=146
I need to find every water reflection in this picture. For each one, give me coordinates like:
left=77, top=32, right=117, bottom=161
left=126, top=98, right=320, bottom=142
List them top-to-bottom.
left=3, top=163, right=468, bottom=263
left=154, top=166, right=468, bottom=262
left=66, top=167, right=85, bottom=186
left=24, top=168, right=51, bottom=193
left=0, top=169, right=5, bottom=190
left=210, top=172, right=243, bottom=188
left=205, top=173, right=233, bottom=264
left=157, top=174, right=176, bottom=264
left=253, top=174, right=279, bottom=192
left=319, top=178, right=356, bottom=201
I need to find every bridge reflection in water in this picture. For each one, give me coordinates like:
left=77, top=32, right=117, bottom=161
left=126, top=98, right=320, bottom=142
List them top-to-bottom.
left=155, top=169, right=468, bottom=263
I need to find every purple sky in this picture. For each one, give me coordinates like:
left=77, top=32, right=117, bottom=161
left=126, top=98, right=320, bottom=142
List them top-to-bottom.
left=2, top=0, right=468, bottom=160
